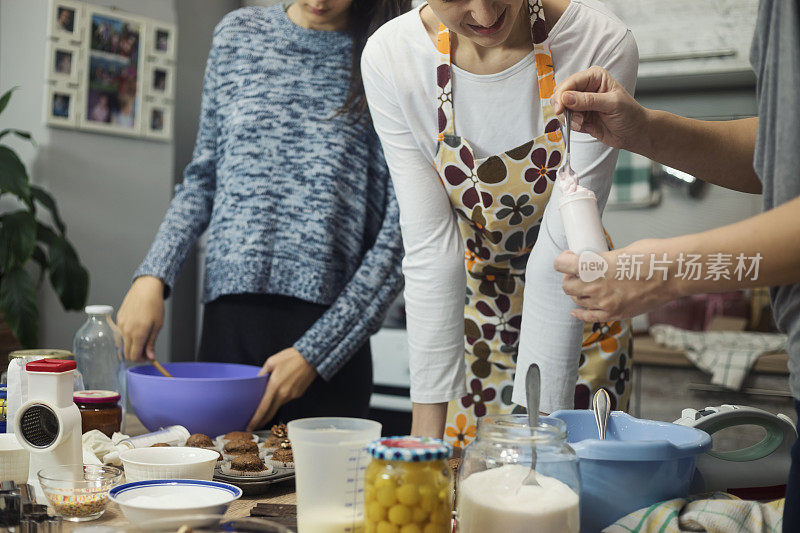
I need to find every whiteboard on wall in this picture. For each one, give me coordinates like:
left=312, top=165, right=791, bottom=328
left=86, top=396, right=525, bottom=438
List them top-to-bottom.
left=603, top=0, right=759, bottom=90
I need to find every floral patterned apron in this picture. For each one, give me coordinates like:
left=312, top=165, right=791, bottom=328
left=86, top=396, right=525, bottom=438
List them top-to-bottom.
left=433, top=0, right=634, bottom=448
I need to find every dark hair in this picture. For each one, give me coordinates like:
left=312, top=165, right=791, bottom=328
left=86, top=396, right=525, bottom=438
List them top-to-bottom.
left=339, top=0, right=411, bottom=121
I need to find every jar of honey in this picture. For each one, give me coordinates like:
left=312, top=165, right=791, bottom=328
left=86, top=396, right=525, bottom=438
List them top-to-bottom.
left=73, top=390, right=122, bottom=437
left=365, top=436, right=453, bottom=533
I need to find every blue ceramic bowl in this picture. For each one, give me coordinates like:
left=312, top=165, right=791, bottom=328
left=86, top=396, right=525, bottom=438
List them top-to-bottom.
left=127, top=363, right=268, bottom=436
left=550, top=410, right=712, bottom=532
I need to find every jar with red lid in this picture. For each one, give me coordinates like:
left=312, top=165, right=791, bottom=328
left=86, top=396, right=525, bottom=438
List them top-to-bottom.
left=73, top=390, right=122, bottom=437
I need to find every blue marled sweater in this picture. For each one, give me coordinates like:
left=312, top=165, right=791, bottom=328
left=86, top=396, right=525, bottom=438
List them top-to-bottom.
left=135, top=5, right=404, bottom=379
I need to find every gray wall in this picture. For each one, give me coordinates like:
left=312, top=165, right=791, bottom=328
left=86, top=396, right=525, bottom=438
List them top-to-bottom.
left=0, top=0, right=238, bottom=361
left=0, top=0, right=176, bottom=358
left=168, top=0, right=240, bottom=361
left=603, top=88, right=762, bottom=247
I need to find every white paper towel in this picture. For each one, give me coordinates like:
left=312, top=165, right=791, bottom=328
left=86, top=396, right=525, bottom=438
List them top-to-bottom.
left=82, top=430, right=129, bottom=466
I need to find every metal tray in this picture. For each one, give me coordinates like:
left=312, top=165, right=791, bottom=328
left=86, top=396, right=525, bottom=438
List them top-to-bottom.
left=214, top=464, right=295, bottom=496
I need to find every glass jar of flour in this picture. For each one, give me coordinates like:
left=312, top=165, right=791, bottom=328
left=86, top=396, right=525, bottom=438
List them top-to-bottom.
left=457, top=414, right=580, bottom=533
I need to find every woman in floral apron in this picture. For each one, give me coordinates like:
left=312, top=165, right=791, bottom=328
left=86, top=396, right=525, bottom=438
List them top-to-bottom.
left=362, top=0, right=638, bottom=443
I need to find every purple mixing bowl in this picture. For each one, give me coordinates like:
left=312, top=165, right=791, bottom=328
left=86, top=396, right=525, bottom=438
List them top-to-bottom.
left=127, top=362, right=268, bottom=436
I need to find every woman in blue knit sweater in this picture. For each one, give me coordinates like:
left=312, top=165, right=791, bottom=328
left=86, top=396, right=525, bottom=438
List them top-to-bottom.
left=117, top=0, right=408, bottom=430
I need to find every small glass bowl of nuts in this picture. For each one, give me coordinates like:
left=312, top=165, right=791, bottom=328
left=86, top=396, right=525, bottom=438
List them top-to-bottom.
left=38, top=464, right=122, bottom=521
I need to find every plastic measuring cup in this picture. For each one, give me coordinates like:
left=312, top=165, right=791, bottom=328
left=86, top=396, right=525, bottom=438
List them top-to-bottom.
left=288, top=417, right=382, bottom=533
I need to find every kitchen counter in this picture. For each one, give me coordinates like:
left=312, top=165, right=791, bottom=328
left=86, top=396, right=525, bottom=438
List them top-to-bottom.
left=630, top=333, right=795, bottom=432
left=633, top=333, right=789, bottom=374
left=61, top=416, right=297, bottom=532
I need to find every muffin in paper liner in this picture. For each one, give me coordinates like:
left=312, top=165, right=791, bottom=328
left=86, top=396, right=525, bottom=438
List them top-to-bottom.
left=261, top=423, right=287, bottom=449
left=214, top=431, right=259, bottom=448
left=186, top=433, right=215, bottom=448
left=261, top=435, right=291, bottom=455
left=221, top=438, right=259, bottom=458
left=258, top=441, right=280, bottom=455
left=265, top=446, right=294, bottom=469
left=223, top=451, right=257, bottom=462
left=220, top=454, right=275, bottom=478
left=265, top=457, right=294, bottom=469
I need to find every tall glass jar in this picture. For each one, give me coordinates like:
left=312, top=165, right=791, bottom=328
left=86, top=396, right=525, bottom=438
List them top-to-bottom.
left=73, top=306, right=124, bottom=395
left=457, top=414, right=580, bottom=533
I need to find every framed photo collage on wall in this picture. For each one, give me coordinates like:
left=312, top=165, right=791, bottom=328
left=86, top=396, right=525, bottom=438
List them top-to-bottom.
left=44, top=0, right=176, bottom=141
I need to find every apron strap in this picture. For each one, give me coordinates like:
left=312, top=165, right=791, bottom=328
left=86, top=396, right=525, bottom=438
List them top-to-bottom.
left=435, top=0, right=562, bottom=141
left=528, top=0, right=563, bottom=138
left=435, top=24, right=454, bottom=141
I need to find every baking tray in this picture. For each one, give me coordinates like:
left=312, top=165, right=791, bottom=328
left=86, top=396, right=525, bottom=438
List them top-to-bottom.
left=214, top=429, right=294, bottom=495
left=214, top=464, right=295, bottom=496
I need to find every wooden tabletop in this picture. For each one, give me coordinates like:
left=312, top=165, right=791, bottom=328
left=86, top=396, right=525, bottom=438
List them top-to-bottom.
left=61, top=416, right=297, bottom=531
left=60, top=481, right=297, bottom=532
left=62, top=481, right=296, bottom=531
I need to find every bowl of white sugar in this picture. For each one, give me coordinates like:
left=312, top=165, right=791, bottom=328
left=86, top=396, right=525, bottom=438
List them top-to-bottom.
left=109, top=479, right=242, bottom=528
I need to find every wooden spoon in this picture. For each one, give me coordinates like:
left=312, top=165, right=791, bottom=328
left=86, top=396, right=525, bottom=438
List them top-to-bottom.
left=151, top=360, right=172, bottom=378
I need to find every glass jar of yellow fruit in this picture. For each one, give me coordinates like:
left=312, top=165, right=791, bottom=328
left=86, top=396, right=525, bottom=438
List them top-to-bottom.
left=365, top=437, right=453, bottom=533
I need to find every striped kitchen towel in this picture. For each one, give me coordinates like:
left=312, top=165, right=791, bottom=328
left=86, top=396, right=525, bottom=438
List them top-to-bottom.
left=608, top=150, right=656, bottom=206
left=650, top=324, right=787, bottom=390
left=604, top=492, right=784, bottom=533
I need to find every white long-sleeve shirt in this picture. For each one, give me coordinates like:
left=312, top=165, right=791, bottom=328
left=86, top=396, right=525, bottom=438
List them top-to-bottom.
left=362, top=0, right=638, bottom=411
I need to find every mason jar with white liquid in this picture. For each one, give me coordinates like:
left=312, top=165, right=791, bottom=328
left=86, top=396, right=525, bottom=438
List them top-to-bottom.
left=457, top=414, right=580, bottom=533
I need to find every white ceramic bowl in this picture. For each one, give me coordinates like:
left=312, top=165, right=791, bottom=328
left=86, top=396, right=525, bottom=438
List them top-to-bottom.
left=0, top=434, right=30, bottom=484
left=120, top=447, right=218, bottom=482
left=109, top=480, right=242, bottom=528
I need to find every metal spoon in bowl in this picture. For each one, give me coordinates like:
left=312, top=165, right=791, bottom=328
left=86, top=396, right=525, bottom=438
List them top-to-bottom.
left=521, top=364, right=541, bottom=487
left=593, top=388, right=611, bottom=440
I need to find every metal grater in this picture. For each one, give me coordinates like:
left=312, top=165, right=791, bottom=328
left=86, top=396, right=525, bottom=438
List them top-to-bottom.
left=19, top=404, right=60, bottom=449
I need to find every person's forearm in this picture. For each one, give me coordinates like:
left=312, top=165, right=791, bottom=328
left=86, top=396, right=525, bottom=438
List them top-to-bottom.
left=633, top=112, right=760, bottom=194
left=650, top=195, right=800, bottom=295
left=411, top=402, right=447, bottom=439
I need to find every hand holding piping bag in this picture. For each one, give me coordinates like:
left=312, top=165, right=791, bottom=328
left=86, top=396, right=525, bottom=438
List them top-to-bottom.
left=551, top=66, right=651, bottom=153
left=551, top=67, right=681, bottom=322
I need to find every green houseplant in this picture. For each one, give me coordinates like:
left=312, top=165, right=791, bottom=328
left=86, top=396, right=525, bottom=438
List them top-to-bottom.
left=0, top=87, right=89, bottom=347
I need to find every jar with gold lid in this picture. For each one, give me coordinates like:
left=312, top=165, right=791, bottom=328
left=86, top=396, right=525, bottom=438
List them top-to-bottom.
left=9, top=348, right=76, bottom=360
left=8, top=349, right=85, bottom=390
left=365, top=436, right=453, bottom=533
